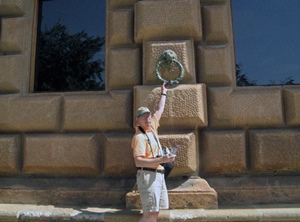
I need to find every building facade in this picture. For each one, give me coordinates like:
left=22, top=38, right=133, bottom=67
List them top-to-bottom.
left=0, top=0, right=299, bottom=207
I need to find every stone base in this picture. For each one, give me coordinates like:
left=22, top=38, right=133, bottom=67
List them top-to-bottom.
left=205, top=175, right=300, bottom=205
left=126, top=176, right=218, bottom=209
left=0, top=177, right=136, bottom=206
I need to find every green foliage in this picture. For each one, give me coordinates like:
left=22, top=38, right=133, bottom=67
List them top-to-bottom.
left=35, top=22, right=105, bottom=92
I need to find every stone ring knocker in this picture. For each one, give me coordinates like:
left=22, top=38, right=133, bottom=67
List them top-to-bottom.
left=155, top=49, right=184, bottom=85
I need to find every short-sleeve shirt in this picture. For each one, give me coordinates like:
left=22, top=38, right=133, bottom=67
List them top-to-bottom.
left=131, top=114, right=163, bottom=169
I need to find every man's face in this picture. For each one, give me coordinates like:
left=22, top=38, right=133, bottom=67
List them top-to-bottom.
left=137, top=112, right=152, bottom=130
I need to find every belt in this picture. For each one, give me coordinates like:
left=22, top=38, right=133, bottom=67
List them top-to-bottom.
left=137, top=167, right=165, bottom=174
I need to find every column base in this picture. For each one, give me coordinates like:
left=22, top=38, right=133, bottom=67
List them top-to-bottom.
left=126, top=176, right=218, bottom=209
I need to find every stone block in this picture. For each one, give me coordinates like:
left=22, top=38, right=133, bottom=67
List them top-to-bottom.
left=0, top=0, right=24, bottom=17
left=108, top=0, right=138, bottom=9
left=134, top=0, right=202, bottom=44
left=201, top=0, right=227, bottom=3
left=0, top=2, right=34, bottom=93
left=202, top=3, right=232, bottom=43
left=107, top=9, right=134, bottom=47
left=1, top=18, right=26, bottom=50
left=143, top=40, right=196, bottom=85
left=0, top=42, right=21, bottom=55
left=197, top=44, right=234, bottom=85
left=107, top=48, right=141, bottom=90
left=0, top=55, right=23, bottom=93
left=134, top=84, right=207, bottom=129
left=207, top=86, right=284, bottom=128
left=283, top=86, right=300, bottom=126
left=63, top=91, right=132, bottom=131
left=0, top=95, right=61, bottom=132
left=249, top=129, right=300, bottom=173
left=158, top=130, right=198, bottom=176
left=201, top=130, right=247, bottom=174
left=103, top=132, right=136, bottom=177
left=0, top=134, right=21, bottom=174
left=23, top=134, right=101, bottom=176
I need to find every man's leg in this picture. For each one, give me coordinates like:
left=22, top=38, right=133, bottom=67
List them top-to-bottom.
left=139, top=212, right=159, bottom=222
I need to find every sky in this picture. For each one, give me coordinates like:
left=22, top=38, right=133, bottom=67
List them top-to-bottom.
left=232, top=0, right=300, bottom=85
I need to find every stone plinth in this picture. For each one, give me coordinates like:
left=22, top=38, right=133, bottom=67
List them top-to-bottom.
left=126, top=176, right=218, bottom=209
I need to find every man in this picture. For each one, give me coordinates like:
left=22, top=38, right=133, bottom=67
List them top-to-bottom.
left=131, top=83, right=176, bottom=222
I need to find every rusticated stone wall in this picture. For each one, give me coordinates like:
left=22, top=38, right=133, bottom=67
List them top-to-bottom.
left=0, top=0, right=299, bottom=207
left=0, top=0, right=33, bottom=93
left=203, top=85, right=300, bottom=204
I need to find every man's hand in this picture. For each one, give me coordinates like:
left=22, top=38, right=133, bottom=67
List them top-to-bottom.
left=154, top=82, right=168, bottom=121
left=161, top=82, right=168, bottom=94
left=161, top=154, right=176, bottom=163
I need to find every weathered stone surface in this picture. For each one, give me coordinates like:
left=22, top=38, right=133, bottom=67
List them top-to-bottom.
left=0, top=0, right=24, bottom=16
left=1, top=0, right=300, bottom=209
left=108, top=0, right=138, bottom=9
left=134, top=0, right=202, bottom=43
left=201, top=0, right=227, bottom=3
left=0, top=1, right=34, bottom=94
left=202, top=3, right=232, bottom=43
left=107, top=9, right=134, bottom=47
left=2, top=18, right=26, bottom=50
left=143, top=40, right=196, bottom=85
left=0, top=42, right=21, bottom=55
left=197, top=44, right=234, bottom=86
left=107, top=48, right=141, bottom=90
left=0, top=55, right=23, bottom=93
left=134, top=84, right=207, bottom=129
left=207, top=86, right=284, bottom=128
left=283, top=86, right=300, bottom=126
left=63, top=91, right=132, bottom=131
left=0, top=95, right=61, bottom=132
left=249, top=129, right=300, bottom=173
left=158, top=130, right=198, bottom=176
left=201, top=130, right=247, bottom=174
left=103, top=132, right=136, bottom=177
left=0, top=134, right=21, bottom=174
left=23, top=134, right=101, bottom=176
left=206, top=175, right=300, bottom=205
left=0, top=177, right=135, bottom=206
left=126, top=177, right=218, bottom=209
left=168, top=177, right=218, bottom=209
left=2, top=203, right=300, bottom=222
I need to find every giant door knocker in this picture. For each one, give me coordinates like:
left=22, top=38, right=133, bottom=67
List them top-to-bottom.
left=155, top=50, right=184, bottom=85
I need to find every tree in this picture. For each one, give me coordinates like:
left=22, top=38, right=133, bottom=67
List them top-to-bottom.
left=35, top=22, right=105, bottom=92
left=236, top=63, right=257, bottom=86
left=236, top=63, right=296, bottom=86
left=280, top=76, right=295, bottom=85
